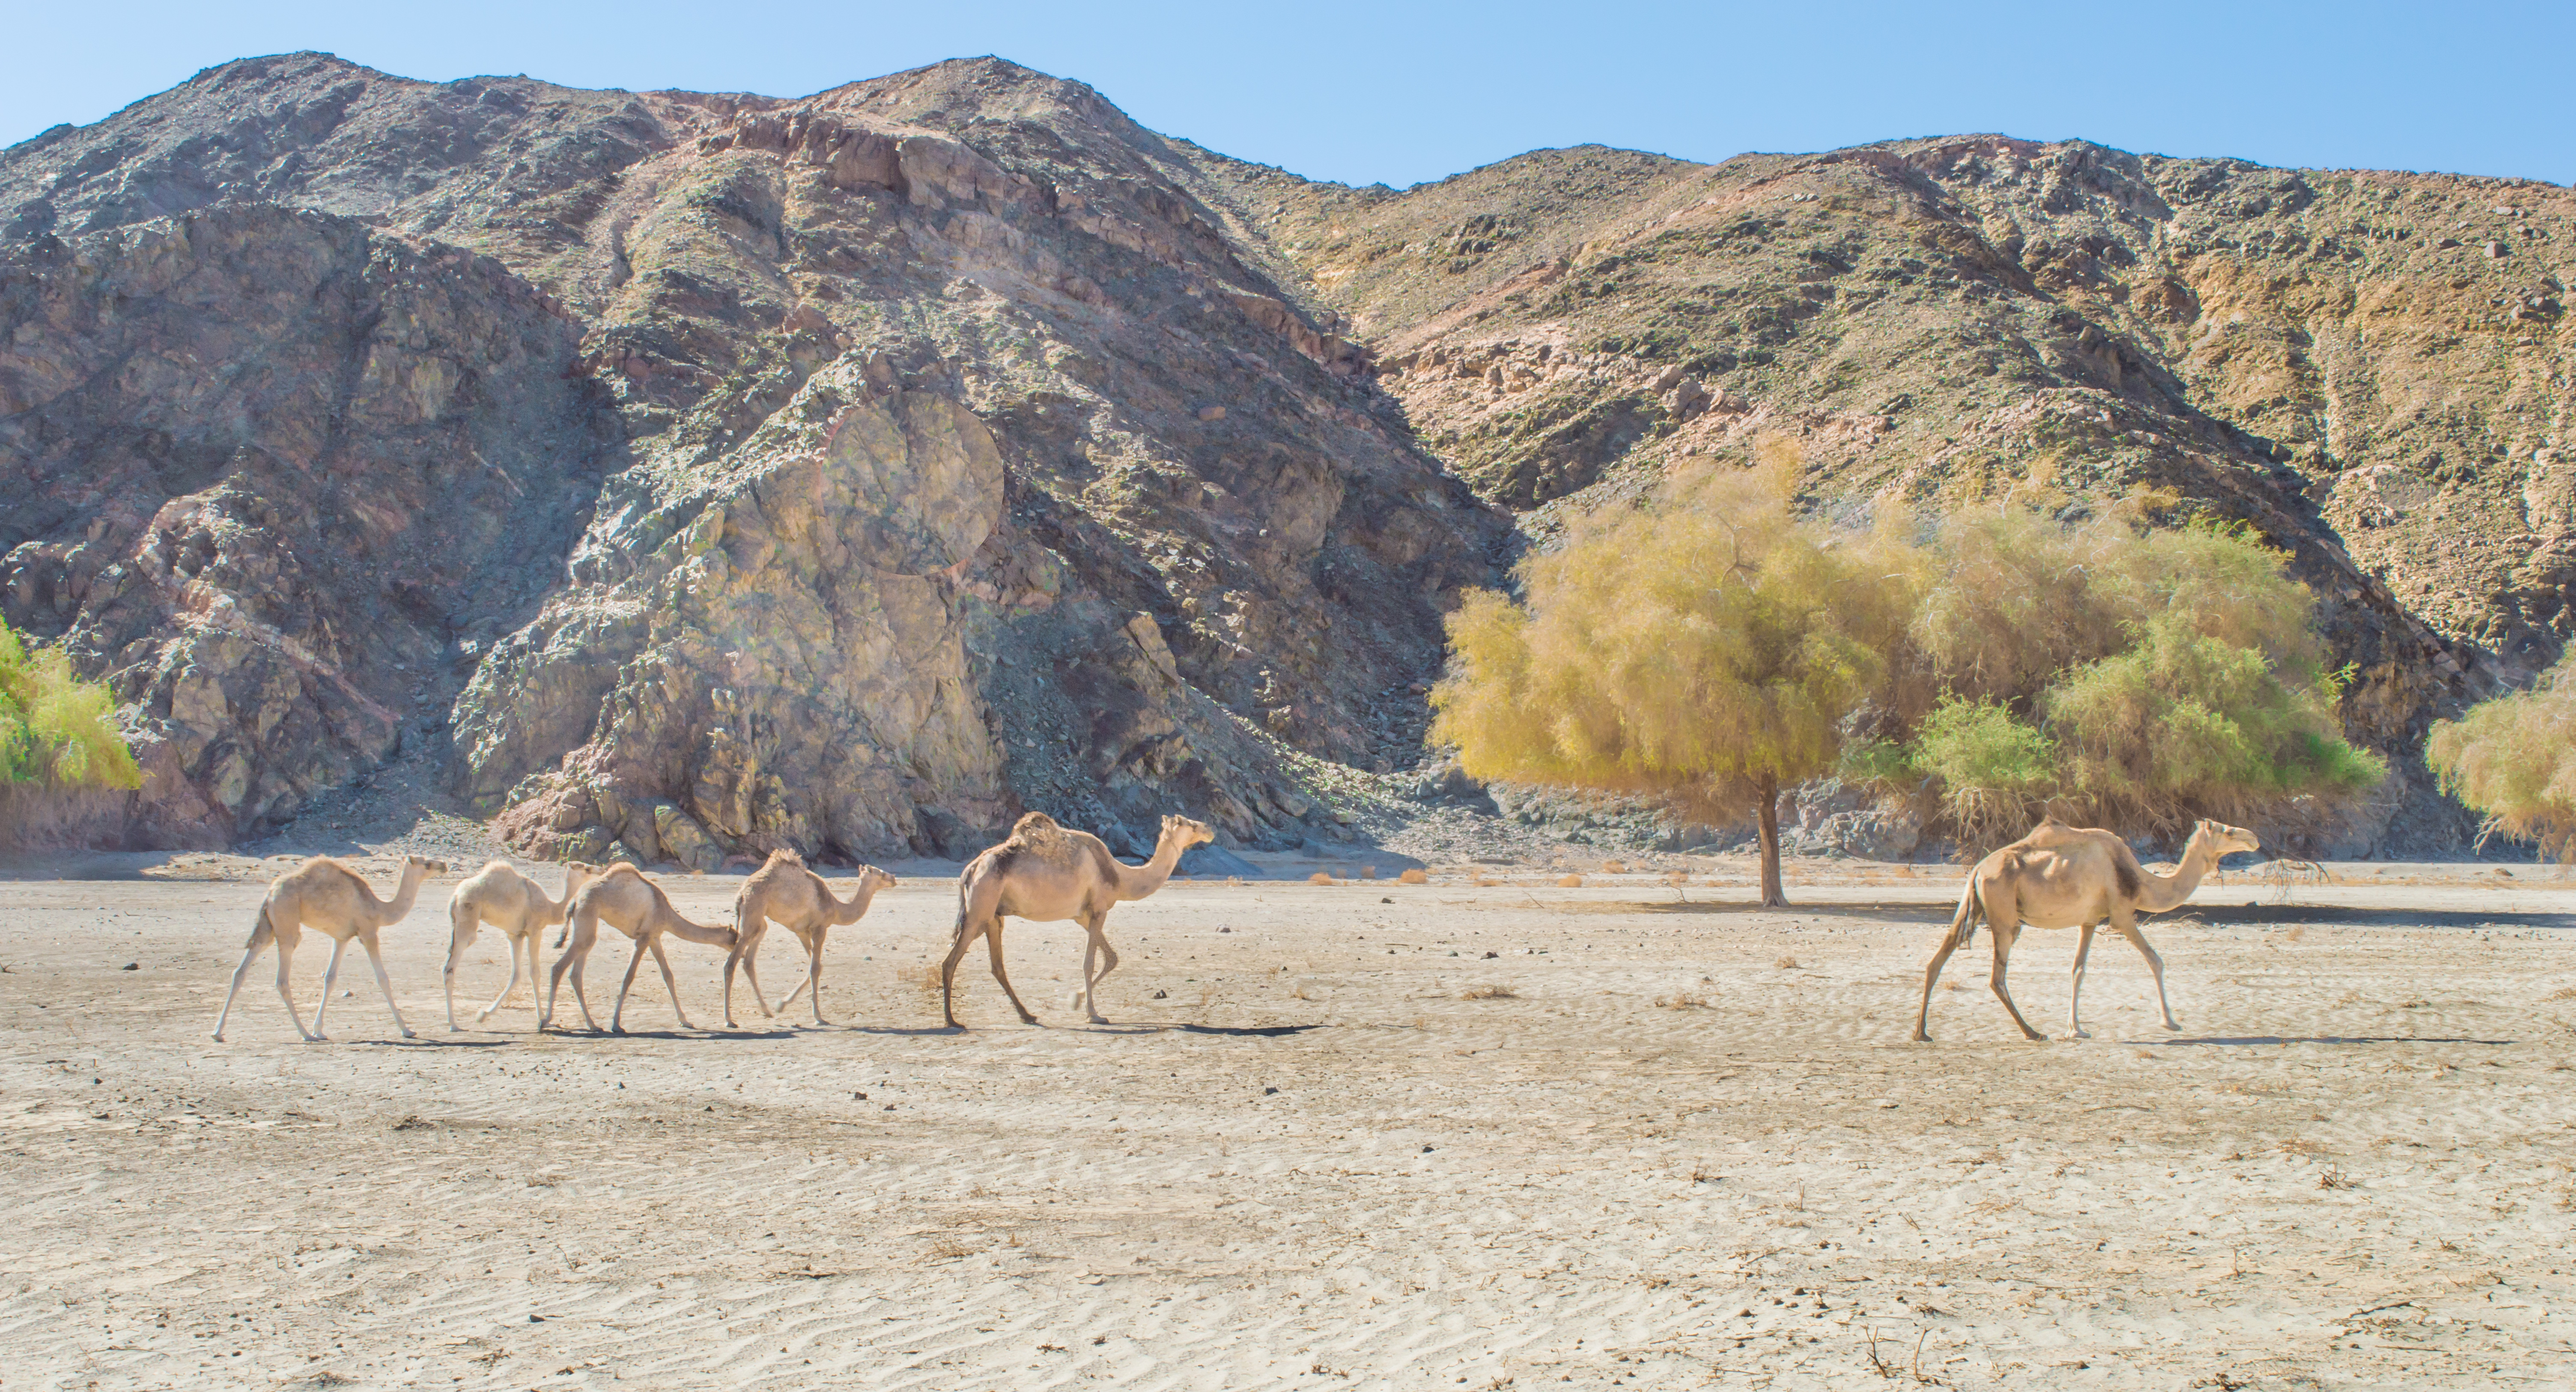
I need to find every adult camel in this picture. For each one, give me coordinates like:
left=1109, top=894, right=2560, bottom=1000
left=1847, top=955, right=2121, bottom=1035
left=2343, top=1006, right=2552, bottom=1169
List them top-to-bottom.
left=941, top=812, right=1212, bottom=1028
left=1914, top=816, right=2260, bottom=1042
left=723, top=850, right=896, bottom=1027
left=212, top=854, right=448, bottom=1042
left=443, top=860, right=605, bottom=1030
left=543, top=863, right=738, bottom=1033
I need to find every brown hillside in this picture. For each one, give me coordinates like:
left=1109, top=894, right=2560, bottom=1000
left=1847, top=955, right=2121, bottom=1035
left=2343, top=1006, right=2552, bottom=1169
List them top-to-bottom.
left=3, top=55, right=2556, bottom=856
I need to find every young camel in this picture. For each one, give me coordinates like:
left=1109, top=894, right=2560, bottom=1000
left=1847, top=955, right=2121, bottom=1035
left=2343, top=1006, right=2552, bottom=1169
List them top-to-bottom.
left=941, top=812, right=1213, bottom=1028
left=1915, top=816, right=2261, bottom=1042
left=723, top=850, right=897, bottom=1027
left=212, top=854, right=450, bottom=1043
left=443, top=860, right=606, bottom=1030
left=542, top=863, right=739, bottom=1034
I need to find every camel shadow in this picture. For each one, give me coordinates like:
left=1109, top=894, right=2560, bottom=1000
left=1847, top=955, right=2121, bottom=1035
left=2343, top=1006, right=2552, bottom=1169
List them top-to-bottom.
left=1606, top=901, right=1951, bottom=924
left=2158, top=906, right=2576, bottom=929
left=1075, top=1021, right=1324, bottom=1038
left=538, top=1028, right=799, bottom=1041
left=2138, top=1035, right=2515, bottom=1047
left=352, top=1036, right=516, bottom=1050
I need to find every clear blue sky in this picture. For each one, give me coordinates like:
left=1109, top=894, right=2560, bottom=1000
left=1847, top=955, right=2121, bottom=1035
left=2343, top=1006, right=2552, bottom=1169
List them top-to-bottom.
left=6, top=1, right=2572, bottom=189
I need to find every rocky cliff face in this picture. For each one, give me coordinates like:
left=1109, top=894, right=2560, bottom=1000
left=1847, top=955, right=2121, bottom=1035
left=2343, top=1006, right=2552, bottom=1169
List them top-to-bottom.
left=0, top=54, right=1502, bottom=860
left=1, top=56, right=2561, bottom=858
left=1194, top=136, right=2576, bottom=852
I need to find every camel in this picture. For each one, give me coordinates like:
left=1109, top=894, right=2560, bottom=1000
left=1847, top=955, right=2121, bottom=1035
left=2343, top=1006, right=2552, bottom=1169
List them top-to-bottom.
left=941, top=812, right=1213, bottom=1028
left=1915, top=816, right=2260, bottom=1042
left=723, top=851, right=896, bottom=1027
left=212, top=854, right=450, bottom=1043
left=442, top=860, right=606, bottom=1030
left=542, top=863, right=738, bottom=1033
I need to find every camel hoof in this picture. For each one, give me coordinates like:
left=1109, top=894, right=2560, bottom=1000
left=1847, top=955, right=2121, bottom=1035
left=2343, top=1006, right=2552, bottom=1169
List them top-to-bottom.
left=2063, top=1029, right=2091, bottom=1040
left=211, top=1032, right=225, bottom=1044
left=1911, top=1032, right=1931, bottom=1043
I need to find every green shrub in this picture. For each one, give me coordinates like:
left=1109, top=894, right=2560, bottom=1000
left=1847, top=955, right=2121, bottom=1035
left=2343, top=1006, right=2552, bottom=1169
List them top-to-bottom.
left=0, top=622, right=142, bottom=790
left=2426, top=659, right=2576, bottom=859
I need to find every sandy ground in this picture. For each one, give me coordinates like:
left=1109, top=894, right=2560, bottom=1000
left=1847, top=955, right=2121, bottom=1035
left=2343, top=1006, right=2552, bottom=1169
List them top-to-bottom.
left=1, top=855, right=2572, bottom=1391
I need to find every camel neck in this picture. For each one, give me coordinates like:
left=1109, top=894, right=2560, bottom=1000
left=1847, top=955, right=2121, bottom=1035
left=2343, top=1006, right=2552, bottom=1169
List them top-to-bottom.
left=2137, top=827, right=2218, bottom=913
left=1118, top=835, right=1187, bottom=899
left=383, top=865, right=428, bottom=922
left=829, top=877, right=884, bottom=926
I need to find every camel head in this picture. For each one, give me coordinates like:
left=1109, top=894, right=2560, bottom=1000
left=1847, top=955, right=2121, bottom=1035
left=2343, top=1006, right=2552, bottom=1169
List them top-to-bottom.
left=1159, top=815, right=1216, bottom=852
left=2194, top=820, right=2262, bottom=861
left=405, top=856, right=450, bottom=877
left=859, top=865, right=898, bottom=894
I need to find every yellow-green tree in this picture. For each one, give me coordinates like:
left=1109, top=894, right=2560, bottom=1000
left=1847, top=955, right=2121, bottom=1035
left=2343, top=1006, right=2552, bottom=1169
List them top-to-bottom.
left=1431, top=455, right=1916, bottom=906
left=1890, top=509, right=2382, bottom=843
left=0, top=621, right=142, bottom=791
left=2426, top=658, right=2576, bottom=859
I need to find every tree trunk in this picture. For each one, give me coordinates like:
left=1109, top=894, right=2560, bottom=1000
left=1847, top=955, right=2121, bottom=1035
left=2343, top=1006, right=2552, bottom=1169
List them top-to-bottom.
left=1756, top=773, right=1787, bottom=908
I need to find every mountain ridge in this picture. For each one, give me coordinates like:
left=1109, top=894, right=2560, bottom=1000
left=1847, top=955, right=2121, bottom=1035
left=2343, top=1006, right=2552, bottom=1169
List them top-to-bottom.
left=4, top=53, right=2564, bottom=859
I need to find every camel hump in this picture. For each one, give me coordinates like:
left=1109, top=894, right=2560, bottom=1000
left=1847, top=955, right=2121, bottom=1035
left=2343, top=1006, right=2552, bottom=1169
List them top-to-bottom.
left=1012, top=811, right=1063, bottom=839
left=763, top=847, right=805, bottom=868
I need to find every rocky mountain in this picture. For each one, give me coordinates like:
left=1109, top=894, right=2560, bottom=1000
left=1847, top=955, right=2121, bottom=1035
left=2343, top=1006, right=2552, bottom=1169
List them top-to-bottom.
left=3, top=53, right=2562, bottom=859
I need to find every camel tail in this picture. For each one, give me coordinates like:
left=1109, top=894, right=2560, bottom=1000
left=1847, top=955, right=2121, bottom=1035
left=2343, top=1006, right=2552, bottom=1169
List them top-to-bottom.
left=1950, top=880, right=1982, bottom=949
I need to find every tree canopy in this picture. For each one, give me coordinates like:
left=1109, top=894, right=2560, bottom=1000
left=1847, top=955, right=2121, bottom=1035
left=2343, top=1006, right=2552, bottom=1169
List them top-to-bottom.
left=1431, top=454, right=1915, bottom=904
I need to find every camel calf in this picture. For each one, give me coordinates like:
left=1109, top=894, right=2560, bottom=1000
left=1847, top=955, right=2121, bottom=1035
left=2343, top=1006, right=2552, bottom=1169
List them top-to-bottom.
left=1916, top=817, right=2259, bottom=1042
left=212, top=854, right=448, bottom=1043
left=444, top=860, right=605, bottom=1030
left=543, top=863, right=737, bottom=1033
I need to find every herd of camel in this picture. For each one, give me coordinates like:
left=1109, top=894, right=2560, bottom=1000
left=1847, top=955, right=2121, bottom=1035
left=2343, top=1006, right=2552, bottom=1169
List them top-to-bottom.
left=207, top=804, right=2264, bottom=1047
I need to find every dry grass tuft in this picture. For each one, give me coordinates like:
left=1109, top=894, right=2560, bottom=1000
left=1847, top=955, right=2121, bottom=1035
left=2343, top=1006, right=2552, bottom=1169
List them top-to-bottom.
left=1602, top=859, right=1630, bottom=874
left=1397, top=868, right=1428, bottom=884
left=1308, top=871, right=1333, bottom=885
left=1557, top=874, right=1584, bottom=888
left=1775, top=955, right=1799, bottom=970
left=1460, top=983, right=1518, bottom=1000
left=2546, top=986, right=2576, bottom=1002
left=1655, top=993, right=1708, bottom=1010
left=2318, top=1163, right=2359, bottom=1190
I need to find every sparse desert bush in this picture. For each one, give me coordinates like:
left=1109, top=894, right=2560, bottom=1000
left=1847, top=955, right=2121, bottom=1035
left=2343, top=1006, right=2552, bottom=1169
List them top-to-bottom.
left=0, top=620, right=140, bottom=791
left=2427, top=656, right=2576, bottom=860
left=1602, top=859, right=1630, bottom=874
left=1397, top=868, right=1427, bottom=884
left=1308, top=871, right=1333, bottom=885
left=1556, top=873, right=1584, bottom=888
left=1775, top=955, right=1799, bottom=970
left=1460, top=983, right=1518, bottom=1000
left=1655, top=993, right=1708, bottom=1009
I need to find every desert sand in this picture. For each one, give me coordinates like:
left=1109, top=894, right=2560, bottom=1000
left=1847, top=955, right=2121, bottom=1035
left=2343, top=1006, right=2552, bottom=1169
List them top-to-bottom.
left=2, top=855, right=2571, bottom=1389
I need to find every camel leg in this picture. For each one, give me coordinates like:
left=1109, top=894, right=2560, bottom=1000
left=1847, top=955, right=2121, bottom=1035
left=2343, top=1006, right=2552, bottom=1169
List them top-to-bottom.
left=444, top=903, right=476, bottom=1032
left=213, top=904, right=283, bottom=1043
left=2113, top=915, right=2181, bottom=1030
left=1079, top=916, right=1119, bottom=1025
left=939, top=917, right=985, bottom=1028
left=724, top=918, right=771, bottom=1029
left=545, top=919, right=601, bottom=1032
left=1986, top=919, right=2045, bottom=1042
left=985, top=922, right=1038, bottom=1025
left=2066, top=922, right=2098, bottom=1039
left=1913, top=925, right=1964, bottom=1043
left=476, top=926, right=524, bottom=1024
left=359, top=930, right=416, bottom=1039
left=516, top=931, right=545, bottom=1029
left=609, top=932, right=653, bottom=1035
left=309, top=935, right=352, bottom=1040
left=806, top=935, right=829, bottom=1025
left=647, top=936, right=693, bottom=1032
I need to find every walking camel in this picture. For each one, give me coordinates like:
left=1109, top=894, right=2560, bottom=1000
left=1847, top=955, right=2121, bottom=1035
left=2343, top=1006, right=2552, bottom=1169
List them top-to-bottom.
left=941, top=812, right=1213, bottom=1028
left=1915, top=816, right=2260, bottom=1042
left=724, top=850, right=896, bottom=1027
left=212, top=854, right=450, bottom=1043
left=444, top=860, right=606, bottom=1030
left=543, top=863, right=738, bottom=1033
